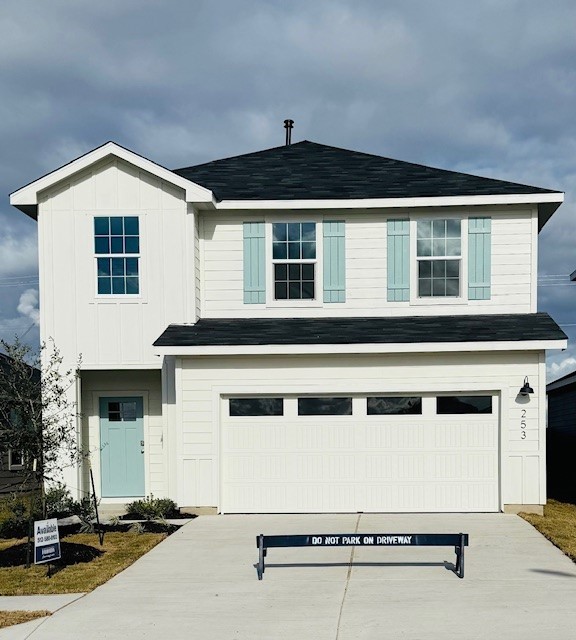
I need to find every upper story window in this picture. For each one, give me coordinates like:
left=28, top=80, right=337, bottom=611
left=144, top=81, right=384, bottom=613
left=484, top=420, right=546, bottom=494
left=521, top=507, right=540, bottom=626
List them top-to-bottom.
left=94, top=216, right=139, bottom=295
left=387, top=216, right=491, bottom=303
left=243, top=219, right=344, bottom=305
left=417, top=219, right=461, bottom=297
left=272, top=222, right=316, bottom=300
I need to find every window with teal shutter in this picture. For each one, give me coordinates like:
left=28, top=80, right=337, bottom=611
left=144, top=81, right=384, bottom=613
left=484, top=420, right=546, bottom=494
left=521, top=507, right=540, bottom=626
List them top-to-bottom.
left=468, top=217, right=491, bottom=300
left=387, top=219, right=409, bottom=301
left=323, top=221, right=345, bottom=303
left=243, top=222, right=266, bottom=303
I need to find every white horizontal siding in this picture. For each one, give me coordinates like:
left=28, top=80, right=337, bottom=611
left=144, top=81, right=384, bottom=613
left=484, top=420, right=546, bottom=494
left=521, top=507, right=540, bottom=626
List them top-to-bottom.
left=200, top=206, right=535, bottom=318
left=176, top=350, right=544, bottom=509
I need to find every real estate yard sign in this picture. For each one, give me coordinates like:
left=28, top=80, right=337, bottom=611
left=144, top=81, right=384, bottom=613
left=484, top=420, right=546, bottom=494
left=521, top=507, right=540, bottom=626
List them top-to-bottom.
left=34, top=518, right=61, bottom=564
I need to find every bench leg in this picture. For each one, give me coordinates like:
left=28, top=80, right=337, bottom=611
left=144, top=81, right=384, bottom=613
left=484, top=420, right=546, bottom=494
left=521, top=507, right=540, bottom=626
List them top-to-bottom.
left=454, top=533, right=465, bottom=579
left=257, top=534, right=265, bottom=580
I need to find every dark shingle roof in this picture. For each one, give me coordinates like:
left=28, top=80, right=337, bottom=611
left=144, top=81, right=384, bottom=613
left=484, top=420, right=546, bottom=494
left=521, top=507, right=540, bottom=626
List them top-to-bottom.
left=173, top=141, right=559, bottom=201
left=154, top=313, right=565, bottom=348
left=547, top=369, right=576, bottom=391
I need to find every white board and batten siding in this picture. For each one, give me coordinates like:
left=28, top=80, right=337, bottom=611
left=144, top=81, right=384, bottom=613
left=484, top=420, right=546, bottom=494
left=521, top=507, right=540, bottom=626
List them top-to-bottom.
left=37, top=157, right=196, bottom=369
left=200, top=205, right=537, bottom=319
left=174, top=351, right=545, bottom=512
left=80, top=370, right=166, bottom=501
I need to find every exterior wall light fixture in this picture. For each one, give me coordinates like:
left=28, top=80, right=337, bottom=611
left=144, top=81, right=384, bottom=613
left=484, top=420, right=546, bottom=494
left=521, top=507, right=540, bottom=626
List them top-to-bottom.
left=519, top=376, right=534, bottom=396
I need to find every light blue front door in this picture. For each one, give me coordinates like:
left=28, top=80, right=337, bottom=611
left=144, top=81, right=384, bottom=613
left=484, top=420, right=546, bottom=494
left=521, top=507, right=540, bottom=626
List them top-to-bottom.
left=99, top=397, right=145, bottom=497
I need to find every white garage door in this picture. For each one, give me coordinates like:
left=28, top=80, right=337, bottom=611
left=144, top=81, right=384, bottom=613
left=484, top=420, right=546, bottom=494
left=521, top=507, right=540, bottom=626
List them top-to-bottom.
left=221, top=394, right=499, bottom=513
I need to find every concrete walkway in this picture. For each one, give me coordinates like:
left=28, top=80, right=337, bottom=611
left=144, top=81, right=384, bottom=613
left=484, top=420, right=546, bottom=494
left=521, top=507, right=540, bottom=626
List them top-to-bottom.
left=4, top=513, right=576, bottom=639
left=0, top=594, right=84, bottom=639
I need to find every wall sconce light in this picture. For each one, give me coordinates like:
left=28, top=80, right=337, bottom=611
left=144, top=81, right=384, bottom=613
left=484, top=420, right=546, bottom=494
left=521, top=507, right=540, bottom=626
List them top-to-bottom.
left=519, top=376, right=534, bottom=396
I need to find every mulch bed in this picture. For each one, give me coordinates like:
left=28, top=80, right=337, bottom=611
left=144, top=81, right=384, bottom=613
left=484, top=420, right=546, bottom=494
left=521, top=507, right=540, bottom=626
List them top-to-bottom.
left=118, top=512, right=197, bottom=521
left=0, top=540, right=103, bottom=569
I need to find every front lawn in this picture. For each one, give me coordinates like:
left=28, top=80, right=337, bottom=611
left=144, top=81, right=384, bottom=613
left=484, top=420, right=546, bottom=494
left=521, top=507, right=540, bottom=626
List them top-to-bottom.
left=520, top=499, right=576, bottom=563
left=0, top=531, right=166, bottom=595
left=0, top=611, right=51, bottom=629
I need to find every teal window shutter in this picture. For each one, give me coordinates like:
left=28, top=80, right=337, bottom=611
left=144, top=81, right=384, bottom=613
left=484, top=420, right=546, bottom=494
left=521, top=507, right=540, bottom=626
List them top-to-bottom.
left=468, top=217, right=491, bottom=300
left=387, top=220, right=410, bottom=301
left=323, top=221, right=346, bottom=303
left=243, top=222, right=265, bottom=304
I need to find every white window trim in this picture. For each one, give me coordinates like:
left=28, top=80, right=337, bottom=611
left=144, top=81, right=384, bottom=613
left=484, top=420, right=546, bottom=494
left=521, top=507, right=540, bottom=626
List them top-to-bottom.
left=93, top=214, right=145, bottom=301
left=265, top=216, right=324, bottom=308
left=409, top=216, right=469, bottom=305
left=90, top=390, right=150, bottom=502
left=8, top=449, right=24, bottom=470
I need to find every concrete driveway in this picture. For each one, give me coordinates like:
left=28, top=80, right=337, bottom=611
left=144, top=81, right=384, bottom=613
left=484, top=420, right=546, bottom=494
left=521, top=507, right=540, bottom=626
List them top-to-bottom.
left=10, top=513, right=576, bottom=639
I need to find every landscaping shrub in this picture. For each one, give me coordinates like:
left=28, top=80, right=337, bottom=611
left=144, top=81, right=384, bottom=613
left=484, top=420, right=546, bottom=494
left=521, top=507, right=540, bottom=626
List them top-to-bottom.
left=44, top=484, right=75, bottom=519
left=45, top=485, right=96, bottom=522
left=0, top=486, right=97, bottom=539
left=0, top=494, right=41, bottom=538
left=125, top=496, right=178, bottom=520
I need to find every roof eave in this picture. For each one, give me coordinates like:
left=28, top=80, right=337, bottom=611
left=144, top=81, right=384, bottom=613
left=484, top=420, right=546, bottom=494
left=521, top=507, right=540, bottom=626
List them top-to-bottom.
left=9, top=141, right=216, bottom=218
left=214, top=192, right=564, bottom=212
left=538, top=199, right=564, bottom=231
left=154, top=338, right=567, bottom=357
left=547, top=371, right=576, bottom=391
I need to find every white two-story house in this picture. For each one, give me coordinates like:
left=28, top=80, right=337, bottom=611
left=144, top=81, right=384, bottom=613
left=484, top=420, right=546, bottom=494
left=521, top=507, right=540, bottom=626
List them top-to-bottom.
left=10, top=140, right=566, bottom=515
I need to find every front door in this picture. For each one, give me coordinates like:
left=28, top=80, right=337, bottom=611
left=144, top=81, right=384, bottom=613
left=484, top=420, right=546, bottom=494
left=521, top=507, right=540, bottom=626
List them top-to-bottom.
left=99, top=397, right=145, bottom=497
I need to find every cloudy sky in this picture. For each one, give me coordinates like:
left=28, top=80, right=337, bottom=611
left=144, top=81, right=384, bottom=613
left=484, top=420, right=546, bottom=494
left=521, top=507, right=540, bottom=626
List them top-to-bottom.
left=1, top=0, right=575, bottom=379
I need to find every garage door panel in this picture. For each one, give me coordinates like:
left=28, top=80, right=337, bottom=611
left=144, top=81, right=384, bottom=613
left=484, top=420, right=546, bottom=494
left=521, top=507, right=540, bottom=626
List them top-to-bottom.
left=222, top=395, right=499, bottom=513
left=434, top=422, right=496, bottom=448
left=366, top=423, right=426, bottom=448
left=227, top=424, right=287, bottom=450
left=295, top=424, right=357, bottom=449
left=462, top=452, right=498, bottom=479
left=431, top=453, right=462, bottom=479
left=365, top=455, right=395, bottom=479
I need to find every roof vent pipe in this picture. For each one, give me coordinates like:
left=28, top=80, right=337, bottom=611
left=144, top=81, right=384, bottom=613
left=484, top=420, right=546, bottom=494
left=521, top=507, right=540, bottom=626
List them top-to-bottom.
left=284, top=119, right=294, bottom=145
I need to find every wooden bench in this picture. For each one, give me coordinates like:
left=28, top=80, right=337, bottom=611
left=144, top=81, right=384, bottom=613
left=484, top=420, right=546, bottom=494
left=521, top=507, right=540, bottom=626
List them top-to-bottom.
left=256, top=532, right=469, bottom=580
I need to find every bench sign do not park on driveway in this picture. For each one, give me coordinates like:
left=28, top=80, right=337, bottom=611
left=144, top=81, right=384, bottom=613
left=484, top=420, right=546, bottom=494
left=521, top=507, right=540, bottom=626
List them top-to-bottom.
left=34, top=518, right=61, bottom=564
left=311, top=535, right=414, bottom=545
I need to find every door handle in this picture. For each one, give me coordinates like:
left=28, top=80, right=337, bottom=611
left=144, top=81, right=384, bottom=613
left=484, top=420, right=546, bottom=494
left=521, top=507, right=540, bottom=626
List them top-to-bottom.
left=141, top=440, right=145, bottom=454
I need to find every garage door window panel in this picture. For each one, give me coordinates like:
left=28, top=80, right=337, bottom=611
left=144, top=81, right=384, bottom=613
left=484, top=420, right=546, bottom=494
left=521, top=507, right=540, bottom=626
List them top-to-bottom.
left=367, top=396, right=422, bottom=415
left=437, top=396, right=493, bottom=414
left=298, top=397, right=352, bottom=416
left=229, top=398, right=284, bottom=417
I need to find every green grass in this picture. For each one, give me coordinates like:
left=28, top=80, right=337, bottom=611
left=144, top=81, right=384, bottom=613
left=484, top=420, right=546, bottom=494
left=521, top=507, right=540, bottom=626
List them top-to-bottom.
left=520, top=499, right=576, bottom=563
left=0, top=532, right=166, bottom=595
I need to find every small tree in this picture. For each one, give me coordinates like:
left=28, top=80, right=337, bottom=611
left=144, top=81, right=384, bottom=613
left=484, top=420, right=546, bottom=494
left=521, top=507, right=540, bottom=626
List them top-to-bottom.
left=0, top=338, right=83, bottom=517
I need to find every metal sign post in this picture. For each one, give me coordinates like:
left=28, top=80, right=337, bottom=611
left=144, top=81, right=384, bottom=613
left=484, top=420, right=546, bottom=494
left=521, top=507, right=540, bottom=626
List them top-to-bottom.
left=90, top=467, right=104, bottom=546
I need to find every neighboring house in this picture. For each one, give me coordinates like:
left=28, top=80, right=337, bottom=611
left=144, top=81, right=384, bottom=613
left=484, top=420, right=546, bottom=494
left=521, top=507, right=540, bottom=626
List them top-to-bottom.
left=9, top=139, right=567, bottom=515
left=0, top=352, right=39, bottom=494
left=546, top=370, right=576, bottom=503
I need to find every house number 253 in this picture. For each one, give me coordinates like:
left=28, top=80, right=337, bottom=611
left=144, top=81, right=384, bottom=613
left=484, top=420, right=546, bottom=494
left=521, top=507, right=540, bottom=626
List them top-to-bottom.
left=520, top=409, right=527, bottom=439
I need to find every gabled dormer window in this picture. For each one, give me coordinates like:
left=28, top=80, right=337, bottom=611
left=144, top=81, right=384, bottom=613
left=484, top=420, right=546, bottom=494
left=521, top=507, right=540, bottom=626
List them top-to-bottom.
left=94, top=216, right=140, bottom=295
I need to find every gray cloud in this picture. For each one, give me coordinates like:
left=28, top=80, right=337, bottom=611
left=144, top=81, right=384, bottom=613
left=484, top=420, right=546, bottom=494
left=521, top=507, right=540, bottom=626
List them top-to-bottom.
left=1, top=0, right=575, bottom=377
